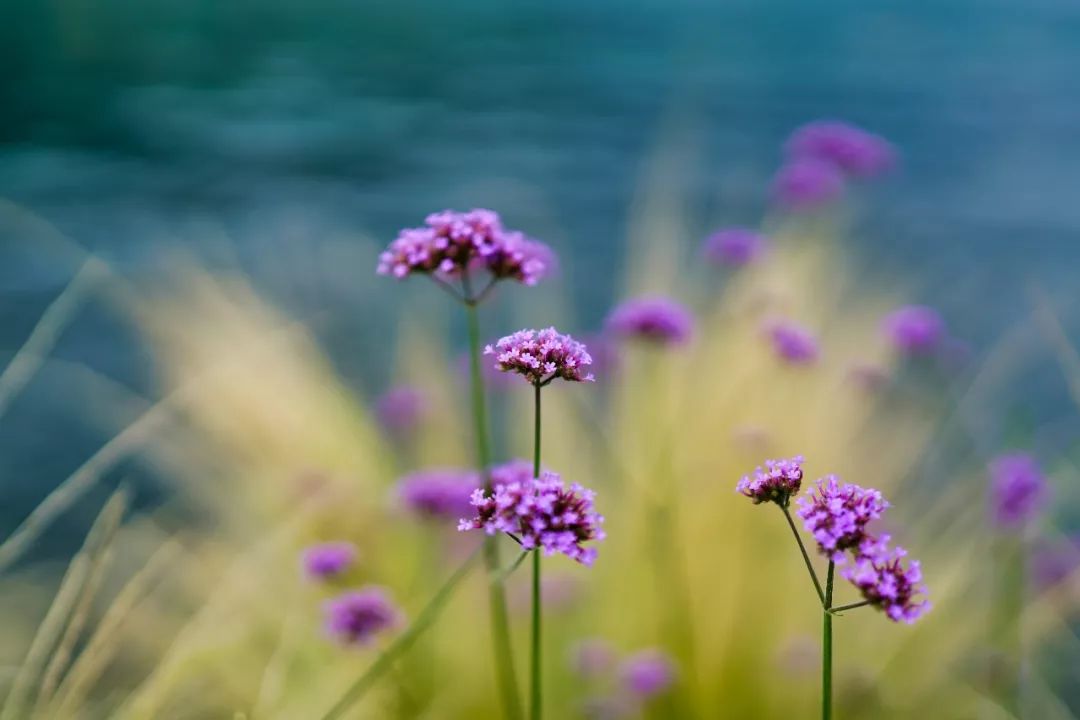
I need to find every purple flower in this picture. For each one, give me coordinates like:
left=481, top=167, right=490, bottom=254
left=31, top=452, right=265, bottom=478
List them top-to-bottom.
left=785, top=121, right=897, bottom=178
left=771, top=158, right=846, bottom=211
left=377, top=209, right=552, bottom=287
left=703, top=227, right=769, bottom=268
left=606, top=297, right=694, bottom=346
left=882, top=305, right=946, bottom=356
left=765, top=320, right=820, bottom=365
left=485, top=327, right=595, bottom=385
left=582, top=333, right=622, bottom=381
left=375, top=386, right=428, bottom=437
left=990, top=453, right=1048, bottom=529
left=737, top=456, right=804, bottom=506
left=459, top=466, right=605, bottom=566
left=396, top=469, right=479, bottom=520
left=796, top=477, right=889, bottom=562
left=1031, top=538, right=1080, bottom=591
left=302, top=542, right=358, bottom=580
left=841, top=544, right=930, bottom=624
left=323, top=586, right=403, bottom=646
left=570, top=638, right=617, bottom=677
left=619, top=649, right=676, bottom=697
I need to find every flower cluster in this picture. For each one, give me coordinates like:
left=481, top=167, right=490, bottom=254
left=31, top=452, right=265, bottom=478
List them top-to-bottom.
left=785, top=121, right=897, bottom=179
left=771, top=158, right=846, bottom=211
left=377, top=209, right=551, bottom=287
left=702, top=227, right=769, bottom=268
left=606, top=297, right=694, bottom=346
left=882, top=305, right=946, bottom=356
left=765, top=320, right=820, bottom=365
left=485, top=327, right=595, bottom=385
left=375, top=385, right=428, bottom=437
left=989, top=453, right=1048, bottom=529
left=736, top=456, right=804, bottom=506
left=458, top=466, right=605, bottom=565
left=396, top=468, right=479, bottom=520
left=796, top=476, right=889, bottom=561
left=302, top=542, right=358, bottom=581
left=841, top=545, right=930, bottom=624
left=323, top=586, right=403, bottom=646
left=619, top=649, right=677, bottom=697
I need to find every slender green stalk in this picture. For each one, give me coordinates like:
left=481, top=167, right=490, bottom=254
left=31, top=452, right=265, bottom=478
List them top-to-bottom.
left=465, top=297, right=523, bottom=720
left=530, top=381, right=543, bottom=720
left=780, top=504, right=825, bottom=606
left=321, top=549, right=482, bottom=720
left=822, top=561, right=835, bottom=720
left=829, top=600, right=870, bottom=615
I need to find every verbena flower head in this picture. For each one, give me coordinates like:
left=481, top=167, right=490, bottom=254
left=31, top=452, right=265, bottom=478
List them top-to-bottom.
left=785, top=121, right=897, bottom=178
left=771, top=158, right=846, bottom=210
left=377, top=209, right=552, bottom=287
left=703, top=227, right=769, bottom=268
left=606, top=297, right=694, bottom=346
left=882, top=305, right=946, bottom=356
left=765, top=320, right=820, bottom=365
left=485, top=327, right=595, bottom=385
left=374, top=386, right=428, bottom=437
left=989, top=453, right=1048, bottom=529
left=736, top=456, right=804, bottom=506
left=458, top=466, right=605, bottom=565
left=396, top=468, right=479, bottom=520
left=796, top=476, right=890, bottom=561
left=302, top=542, right=358, bottom=581
left=841, top=544, right=930, bottom=624
left=323, top=586, right=403, bottom=645
left=570, top=637, right=617, bottom=677
left=619, top=649, right=677, bottom=697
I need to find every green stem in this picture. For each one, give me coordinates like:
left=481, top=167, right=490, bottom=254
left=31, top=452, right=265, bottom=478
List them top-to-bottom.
left=465, top=298, right=522, bottom=720
left=529, top=381, right=543, bottom=720
left=780, top=504, right=825, bottom=607
left=320, top=548, right=482, bottom=720
left=822, top=561, right=835, bottom=720
left=829, top=600, right=870, bottom=615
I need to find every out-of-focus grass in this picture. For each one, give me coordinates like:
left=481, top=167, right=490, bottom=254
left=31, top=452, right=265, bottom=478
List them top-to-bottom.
left=1, top=214, right=1078, bottom=719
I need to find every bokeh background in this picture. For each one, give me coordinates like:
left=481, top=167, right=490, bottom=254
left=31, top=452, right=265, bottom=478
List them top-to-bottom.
left=2, top=1, right=1080, bottom=718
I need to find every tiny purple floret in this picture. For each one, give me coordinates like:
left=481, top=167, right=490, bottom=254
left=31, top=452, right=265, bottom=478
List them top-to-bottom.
left=765, top=320, right=820, bottom=365
left=796, top=476, right=889, bottom=562
left=842, top=543, right=930, bottom=624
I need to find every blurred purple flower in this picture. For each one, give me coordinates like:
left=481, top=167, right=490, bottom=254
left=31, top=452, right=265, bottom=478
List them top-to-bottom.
left=785, top=121, right=897, bottom=178
left=771, top=158, right=846, bottom=211
left=377, top=209, right=552, bottom=287
left=703, top=227, right=769, bottom=268
left=606, top=297, right=694, bottom=346
left=882, top=305, right=946, bottom=356
left=765, top=320, right=820, bottom=365
left=485, top=327, right=595, bottom=385
left=375, top=386, right=428, bottom=437
left=990, top=453, right=1049, bottom=529
left=737, top=456, right=804, bottom=506
left=459, top=467, right=605, bottom=565
left=396, top=468, right=479, bottom=520
left=796, top=476, right=889, bottom=562
left=1031, top=538, right=1080, bottom=591
left=302, top=542, right=358, bottom=581
left=842, top=543, right=930, bottom=624
left=323, top=586, right=403, bottom=646
left=571, top=638, right=618, bottom=677
left=619, top=649, right=677, bottom=698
